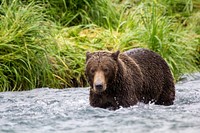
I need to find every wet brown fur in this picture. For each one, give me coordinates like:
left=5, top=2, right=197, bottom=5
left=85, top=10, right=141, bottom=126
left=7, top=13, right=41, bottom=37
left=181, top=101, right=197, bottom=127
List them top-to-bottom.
left=85, top=48, right=175, bottom=110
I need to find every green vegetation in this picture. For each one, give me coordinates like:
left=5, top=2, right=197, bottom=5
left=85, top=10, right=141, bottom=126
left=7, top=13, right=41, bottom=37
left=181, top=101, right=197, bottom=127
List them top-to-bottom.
left=0, top=0, right=199, bottom=91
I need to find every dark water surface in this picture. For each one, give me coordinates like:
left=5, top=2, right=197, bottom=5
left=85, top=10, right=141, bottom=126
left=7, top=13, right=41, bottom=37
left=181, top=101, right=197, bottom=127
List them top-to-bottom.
left=0, top=73, right=200, bottom=133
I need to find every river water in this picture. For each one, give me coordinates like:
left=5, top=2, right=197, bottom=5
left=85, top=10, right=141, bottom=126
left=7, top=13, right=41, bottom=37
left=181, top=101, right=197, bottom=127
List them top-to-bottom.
left=0, top=73, right=200, bottom=133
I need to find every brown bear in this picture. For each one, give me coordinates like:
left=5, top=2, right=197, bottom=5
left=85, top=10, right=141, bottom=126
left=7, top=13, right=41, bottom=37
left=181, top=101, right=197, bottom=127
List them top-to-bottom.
left=85, top=48, right=175, bottom=110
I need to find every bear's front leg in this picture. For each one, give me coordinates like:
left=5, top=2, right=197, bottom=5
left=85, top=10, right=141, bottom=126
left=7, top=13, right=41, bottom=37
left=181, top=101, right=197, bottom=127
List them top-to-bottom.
left=89, top=91, right=120, bottom=109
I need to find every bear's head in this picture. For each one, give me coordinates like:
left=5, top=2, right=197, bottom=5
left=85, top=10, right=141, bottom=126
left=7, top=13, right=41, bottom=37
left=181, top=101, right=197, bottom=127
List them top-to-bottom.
left=85, top=51, right=120, bottom=93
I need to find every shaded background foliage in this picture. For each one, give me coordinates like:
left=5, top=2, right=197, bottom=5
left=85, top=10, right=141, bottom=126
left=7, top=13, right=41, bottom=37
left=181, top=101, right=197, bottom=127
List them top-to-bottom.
left=0, top=0, right=199, bottom=91
left=20, top=0, right=120, bottom=28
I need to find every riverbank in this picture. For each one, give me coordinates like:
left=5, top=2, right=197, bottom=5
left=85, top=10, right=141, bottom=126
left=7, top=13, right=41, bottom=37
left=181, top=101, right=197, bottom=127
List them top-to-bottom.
left=0, top=0, right=199, bottom=91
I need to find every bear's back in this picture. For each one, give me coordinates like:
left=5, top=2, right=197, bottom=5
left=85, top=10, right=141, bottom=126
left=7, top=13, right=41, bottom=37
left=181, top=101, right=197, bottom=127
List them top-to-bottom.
left=124, top=48, right=174, bottom=103
left=125, top=48, right=167, bottom=70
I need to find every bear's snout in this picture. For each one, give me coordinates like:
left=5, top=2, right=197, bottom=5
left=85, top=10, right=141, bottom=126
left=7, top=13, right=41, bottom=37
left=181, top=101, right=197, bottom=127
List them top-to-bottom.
left=93, top=71, right=107, bottom=93
left=95, top=84, right=103, bottom=90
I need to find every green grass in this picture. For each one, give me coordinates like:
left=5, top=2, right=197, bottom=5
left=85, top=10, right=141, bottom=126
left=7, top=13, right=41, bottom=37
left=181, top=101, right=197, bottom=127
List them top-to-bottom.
left=0, top=0, right=199, bottom=91
left=0, top=1, right=54, bottom=91
left=126, top=1, right=199, bottom=80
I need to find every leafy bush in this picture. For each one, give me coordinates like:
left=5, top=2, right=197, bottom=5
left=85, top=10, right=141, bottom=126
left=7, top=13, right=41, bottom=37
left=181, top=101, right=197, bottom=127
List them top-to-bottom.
left=0, top=0, right=199, bottom=91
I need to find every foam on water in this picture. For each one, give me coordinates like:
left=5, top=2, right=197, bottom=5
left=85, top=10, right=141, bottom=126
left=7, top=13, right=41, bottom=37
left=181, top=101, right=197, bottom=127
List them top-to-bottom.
left=0, top=73, right=200, bottom=133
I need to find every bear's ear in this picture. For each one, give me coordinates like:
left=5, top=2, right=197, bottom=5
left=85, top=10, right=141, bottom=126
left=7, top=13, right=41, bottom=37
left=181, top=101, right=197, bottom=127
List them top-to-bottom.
left=111, top=50, right=120, bottom=60
left=86, top=51, right=92, bottom=61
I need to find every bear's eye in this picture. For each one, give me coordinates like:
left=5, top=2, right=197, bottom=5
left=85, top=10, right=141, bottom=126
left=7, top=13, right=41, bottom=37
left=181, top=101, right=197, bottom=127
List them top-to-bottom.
left=90, top=68, right=95, bottom=74
left=103, top=68, right=109, bottom=73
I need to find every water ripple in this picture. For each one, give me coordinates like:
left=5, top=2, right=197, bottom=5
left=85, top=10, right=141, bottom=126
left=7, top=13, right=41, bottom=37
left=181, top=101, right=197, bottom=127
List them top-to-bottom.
left=0, top=73, right=200, bottom=133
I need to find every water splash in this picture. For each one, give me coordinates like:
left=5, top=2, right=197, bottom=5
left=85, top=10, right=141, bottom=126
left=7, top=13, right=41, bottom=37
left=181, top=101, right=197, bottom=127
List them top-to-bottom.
left=0, top=74, right=200, bottom=133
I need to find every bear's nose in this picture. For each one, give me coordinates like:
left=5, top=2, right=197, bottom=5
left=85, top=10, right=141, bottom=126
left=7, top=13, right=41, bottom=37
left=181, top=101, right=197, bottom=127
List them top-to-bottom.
left=95, top=84, right=103, bottom=90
